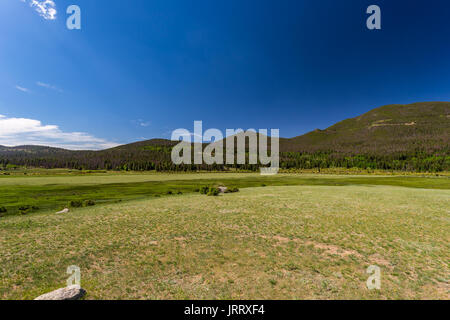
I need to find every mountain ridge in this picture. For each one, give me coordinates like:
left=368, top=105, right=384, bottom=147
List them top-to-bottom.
left=0, top=102, right=449, bottom=172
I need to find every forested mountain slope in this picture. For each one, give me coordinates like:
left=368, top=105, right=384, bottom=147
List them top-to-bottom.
left=1, top=102, right=448, bottom=172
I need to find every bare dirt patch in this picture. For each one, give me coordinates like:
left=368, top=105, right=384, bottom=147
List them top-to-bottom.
left=261, top=235, right=363, bottom=258
left=305, top=241, right=363, bottom=258
left=369, top=253, right=390, bottom=266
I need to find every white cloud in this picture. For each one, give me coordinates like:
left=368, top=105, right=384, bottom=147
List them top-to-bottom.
left=21, top=0, right=57, bottom=20
left=37, top=81, right=63, bottom=92
left=15, top=85, right=30, bottom=93
left=0, top=115, right=119, bottom=150
left=132, top=119, right=151, bottom=127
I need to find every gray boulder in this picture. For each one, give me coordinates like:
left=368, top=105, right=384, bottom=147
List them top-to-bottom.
left=218, top=186, right=228, bottom=193
left=34, top=285, right=86, bottom=300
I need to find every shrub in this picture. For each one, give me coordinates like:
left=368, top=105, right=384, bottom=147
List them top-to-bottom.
left=199, top=186, right=209, bottom=194
left=207, top=187, right=220, bottom=196
left=231, top=187, right=240, bottom=193
left=166, top=190, right=173, bottom=195
left=177, top=191, right=183, bottom=195
left=68, top=200, right=83, bottom=208
left=83, top=200, right=95, bottom=207
left=18, top=205, right=38, bottom=215
left=18, top=205, right=31, bottom=211
left=0, top=206, right=7, bottom=213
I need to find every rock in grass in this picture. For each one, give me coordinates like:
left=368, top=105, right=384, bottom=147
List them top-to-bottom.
left=218, top=186, right=228, bottom=193
left=56, top=208, right=69, bottom=214
left=34, top=285, right=86, bottom=300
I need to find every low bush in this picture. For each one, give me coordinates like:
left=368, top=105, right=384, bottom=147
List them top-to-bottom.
left=199, top=186, right=209, bottom=194
left=207, top=187, right=220, bottom=196
left=68, top=200, right=83, bottom=208
left=83, top=200, right=96, bottom=207
left=18, top=205, right=38, bottom=215
left=0, top=206, right=7, bottom=213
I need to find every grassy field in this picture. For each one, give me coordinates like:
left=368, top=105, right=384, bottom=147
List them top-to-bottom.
left=0, top=172, right=449, bottom=216
left=0, top=173, right=449, bottom=299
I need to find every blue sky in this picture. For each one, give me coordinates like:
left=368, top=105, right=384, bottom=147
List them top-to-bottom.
left=0, top=0, right=449, bottom=149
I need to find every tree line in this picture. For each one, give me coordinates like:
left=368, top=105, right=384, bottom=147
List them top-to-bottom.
left=0, top=147, right=448, bottom=172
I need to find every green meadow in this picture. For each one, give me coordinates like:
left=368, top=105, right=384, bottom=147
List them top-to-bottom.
left=0, top=171, right=448, bottom=216
left=0, top=172, right=449, bottom=299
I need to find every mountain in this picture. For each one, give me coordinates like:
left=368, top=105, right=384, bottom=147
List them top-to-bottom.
left=1, top=102, right=449, bottom=172
left=280, top=102, right=449, bottom=154
left=0, top=139, right=178, bottom=171
left=0, top=145, right=73, bottom=155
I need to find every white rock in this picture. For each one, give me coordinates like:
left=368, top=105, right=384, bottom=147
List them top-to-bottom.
left=218, top=186, right=228, bottom=193
left=56, top=208, right=69, bottom=214
left=34, top=285, right=86, bottom=300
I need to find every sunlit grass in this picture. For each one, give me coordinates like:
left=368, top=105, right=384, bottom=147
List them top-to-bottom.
left=0, top=172, right=448, bottom=216
left=1, top=184, right=448, bottom=299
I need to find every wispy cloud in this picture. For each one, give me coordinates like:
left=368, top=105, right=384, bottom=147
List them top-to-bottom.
left=21, top=0, right=57, bottom=20
left=37, top=81, right=63, bottom=92
left=15, top=85, right=30, bottom=93
left=0, top=115, right=119, bottom=150
left=132, top=119, right=151, bottom=127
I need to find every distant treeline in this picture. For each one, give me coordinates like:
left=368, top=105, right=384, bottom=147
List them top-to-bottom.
left=1, top=148, right=448, bottom=172
left=279, top=151, right=449, bottom=172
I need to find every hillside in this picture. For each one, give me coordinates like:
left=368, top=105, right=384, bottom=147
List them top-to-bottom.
left=0, top=102, right=449, bottom=172
left=281, top=102, right=449, bottom=154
